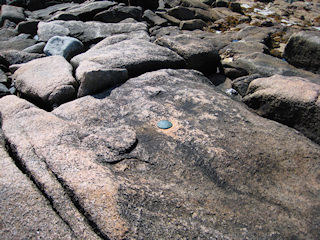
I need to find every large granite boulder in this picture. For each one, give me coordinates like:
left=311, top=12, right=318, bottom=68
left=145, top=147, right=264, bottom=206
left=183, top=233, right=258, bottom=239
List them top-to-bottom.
left=37, top=20, right=148, bottom=44
left=283, top=31, right=320, bottom=73
left=155, top=34, right=221, bottom=75
left=71, top=38, right=186, bottom=96
left=228, top=52, right=320, bottom=83
left=13, top=55, right=78, bottom=109
left=0, top=69, right=319, bottom=239
left=243, top=74, right=320, bottom=144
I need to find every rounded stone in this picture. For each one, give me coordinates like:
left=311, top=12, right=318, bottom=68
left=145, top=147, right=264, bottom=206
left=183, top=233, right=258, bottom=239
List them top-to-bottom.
left=157, top=120, right=173, bottom=129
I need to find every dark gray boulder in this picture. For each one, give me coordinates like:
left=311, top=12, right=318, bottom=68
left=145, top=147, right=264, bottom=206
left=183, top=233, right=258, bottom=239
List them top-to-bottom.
left=65, top=0, right=117, bottom=21
left=115, top=0, right=159, bottom=9
left=215, top=0, right=228, bottom=7
left=27, top=3, right=78, bottom=20
left=0, top=5, right=25, bottom=25
left=94, top=5, right=143, bottom=23
left=167, top=5, right=216, bottom=22
left=167, top=5, right=196, bottom=20
left=142, top=9, right=168, bottom=27
left=156, top=11, right=181, bottom=25
left=48, top=12, right=79, bottom=21
left=179, top=19, right=207, bottom=30
left=17, top=20, right=39, bottom=36
left=235, top=25, right=273, bottom=45
left=150, top=26, right=183, bottom=40
left=0, top=28, right=18, bottom=41
left=283, top=31, right=320, bottom=73
left=0, top=33, right=37, bottom=51
left=155, top=34, right=221, bottom=75
left=44, top=36, right=85, bottom=61
left=219, top=41, right=270, bottom=59
left=23, top=42, right=46, bottom=53
left=0, top=50, right=45, bottom=66
left=228, top=52, right=320, bottom=83
left=13, top=55, right=78, bottom=109
left=0, top=69, right=319, bottom=239
left=0, top=69, right=7, bottom=83
left=232, top=73, right=262, bottom=97
left=243, top=75, right=320, bottom=144
left=0, top=83, right=10, bottom=97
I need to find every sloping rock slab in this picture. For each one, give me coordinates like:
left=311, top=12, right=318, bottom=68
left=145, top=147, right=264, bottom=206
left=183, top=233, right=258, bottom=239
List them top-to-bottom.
left=65, top=0, right=117, bottom=21
left=27, top=3, right=79, bottom=20
left=37, top=20, right=148, bottom=44
left=155, top=34, right=221, bottom=75
left=229, top=52, right=320, bottom=84
left=13, top=55, right=78, bottom=109
left=1, top=69, right=319, bottom=239
left=243, top=74, right=320, bottom=144
left=0, top=133, right=75, bottom=239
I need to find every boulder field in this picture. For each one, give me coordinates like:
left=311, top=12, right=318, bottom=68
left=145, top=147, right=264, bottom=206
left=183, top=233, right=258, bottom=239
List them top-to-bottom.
left=0, top=0, right=319, bottom=239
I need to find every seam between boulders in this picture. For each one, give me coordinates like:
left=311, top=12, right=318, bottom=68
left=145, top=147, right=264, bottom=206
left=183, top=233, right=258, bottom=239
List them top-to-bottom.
left=4, top=133, right=106, bottom=240
left=4, top=136, right=77, bottom=238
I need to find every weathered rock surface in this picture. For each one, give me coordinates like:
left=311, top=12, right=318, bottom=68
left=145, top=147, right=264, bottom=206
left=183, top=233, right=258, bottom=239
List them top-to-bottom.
left=1, top=0, right=320, bottom=238
left=64, top=0, right=117, bottom=21
left=115, top=0, right=159, bottom=9
left=27, top=3, right=78, bottom=20
left=0, top=5, right=25, bottom=25
left=94, top=5, right=143, bottom=23
left=142, top=9, right=168, bottom=27
left=179, top=18, right=207, bottom=30
left=37, top=20, right=148, bottom=44
left=283, top=30, right=320, bottom=73
left=0, top=34, right=37, bottom=51
left=155, top=34, right=221, bottom=75
left=44, top=36, right=85, bottom=61
left=71, top=38, right=186, bottom=78
left=220, top=41, right=270, bottom=59
left=23, top=42, right=46, bottom=53
left=0, top=50, right=44, bottom=66
left=228, top=52, right=320, bottom=83
left=13, top=55, right=78, bottom=109
left=76, top=62, right=128, bottom=97
left=1, top=69, right=319, bottom=239
left=232, top=73, right=262, bottom=97
left=243, top=74, right=320, bottom=144
left=0, top=83, right=10, bottom=97
left=0, top=131, right=76, bottom=239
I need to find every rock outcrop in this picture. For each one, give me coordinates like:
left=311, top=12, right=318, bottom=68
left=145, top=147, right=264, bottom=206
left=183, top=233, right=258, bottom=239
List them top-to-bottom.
left=0, top=0, right=320, bottom=238
left=283, top=31, right=320, bottom=73
left=13, top=55, right=78, bottom=109
left=1, top=69, right=320, bottom=239
left=243, top=74, right=320, bottom=144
